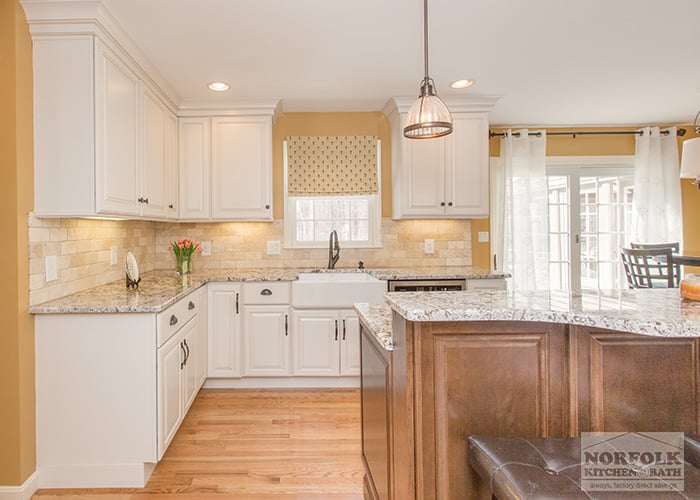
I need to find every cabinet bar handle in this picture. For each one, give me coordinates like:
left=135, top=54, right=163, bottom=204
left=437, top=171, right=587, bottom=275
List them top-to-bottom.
left=260, top=288, right=272, bottom=296
left=235, top=293, right=239, bottom=314
left=188, top=301, right=195, bottom=310
left=170, top=314, right=178, bottom=326
left=285, top=314, right=288, bottom=336
left=342, top=319, right=346, bottom=341
left=335, top=320, right=339, bottom=341
left=183, top=339, right=190, bottom=365
left=180, top=342, right=186, bottom=370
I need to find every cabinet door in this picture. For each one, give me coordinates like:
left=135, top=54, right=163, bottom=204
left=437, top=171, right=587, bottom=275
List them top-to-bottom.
left=94, top=41, right=140, bottom=216
left=140, top=88, right=170, bottom=218
left=165, top=108, right=179, bottom=218
left=446, top=113, right=489, bottom=217
left=211, top=116, right=272, bottom=220
left=179, top=117, right=211, bottom=219
left=402, top=137, right=447, bottom=217
left=207, top=283, right=241, bottom=378
left=193, top=290, right=208, bottom=388
left=243, top=305, right=290, bottom=376
left=292, top=310, right=340, bottom=376
left=340, top=310, right=361, bottom=376
left=181, top=319, right=199, bottom=412
left=157, top=329, right=184, bottom=459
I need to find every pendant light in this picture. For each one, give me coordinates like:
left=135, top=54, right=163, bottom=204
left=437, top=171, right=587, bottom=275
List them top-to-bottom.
left=403, top=0, right=453, bottom=139
left=680, top=109, right=700, bottom=191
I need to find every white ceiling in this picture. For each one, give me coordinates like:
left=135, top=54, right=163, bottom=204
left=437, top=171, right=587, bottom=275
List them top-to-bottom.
left=101, top=0, right=700, bottom=127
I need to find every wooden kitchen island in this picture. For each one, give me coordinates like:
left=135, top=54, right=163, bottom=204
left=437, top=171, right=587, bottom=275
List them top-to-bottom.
left=355, top=289, right=700, bottom=500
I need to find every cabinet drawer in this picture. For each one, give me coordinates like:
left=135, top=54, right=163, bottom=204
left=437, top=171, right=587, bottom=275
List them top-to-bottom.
left=242, top=282, right=291, bottom=305
left=157, top=291, right=201, bottom=347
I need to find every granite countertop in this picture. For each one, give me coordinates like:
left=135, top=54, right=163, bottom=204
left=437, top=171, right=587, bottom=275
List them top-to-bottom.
left=30, top=266, right=505, bottom=314
left=385, top=288, right=700, bottom=338
left=354, top=303, right=394, bottom=351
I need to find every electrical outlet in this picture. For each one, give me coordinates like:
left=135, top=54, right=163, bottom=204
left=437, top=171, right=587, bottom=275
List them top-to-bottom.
left=478, top=231, right=490, bottom=243
left=424, top=239, right=435, bottom=254
left=267, top=240, right=281, bottom=255
left=200, top=241, right=211, bottom=256
left=110, top=246, right=118, bottom=265
left=45, top=255, right=58, bottom=282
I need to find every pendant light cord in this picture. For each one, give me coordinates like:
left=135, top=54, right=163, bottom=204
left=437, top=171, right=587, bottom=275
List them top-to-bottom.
left=423, top=0, right=429, bottom=83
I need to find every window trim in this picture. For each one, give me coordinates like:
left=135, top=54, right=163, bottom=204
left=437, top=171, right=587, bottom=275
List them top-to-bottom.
left=282, top=140, right=383, bottom=249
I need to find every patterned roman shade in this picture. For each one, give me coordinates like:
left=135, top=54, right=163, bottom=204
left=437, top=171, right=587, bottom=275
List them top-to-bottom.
left=286, top=136, right=378, bottom=196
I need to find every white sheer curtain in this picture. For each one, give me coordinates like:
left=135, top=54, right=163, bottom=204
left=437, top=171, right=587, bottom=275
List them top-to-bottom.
left=631, top=127, right=682, bottom=245
left=491, top=129, right=549, bottom=290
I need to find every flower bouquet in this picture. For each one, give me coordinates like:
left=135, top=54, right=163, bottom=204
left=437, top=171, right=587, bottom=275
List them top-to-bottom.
left=169, top=238, right=203, bottom=275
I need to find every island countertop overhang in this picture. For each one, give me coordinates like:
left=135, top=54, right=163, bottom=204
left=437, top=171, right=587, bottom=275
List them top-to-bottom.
left=356, top=289, right=700, bottom=349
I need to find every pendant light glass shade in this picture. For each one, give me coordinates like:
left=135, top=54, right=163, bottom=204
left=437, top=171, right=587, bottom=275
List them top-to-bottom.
left=403, top=0, right=453, bottom=139
left=404, top=78, right=453, bottom=139
left=680, top=110, right=700, bottom=190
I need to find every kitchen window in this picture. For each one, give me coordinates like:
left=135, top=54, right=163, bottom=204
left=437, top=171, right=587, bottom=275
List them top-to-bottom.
left=283, top=136, right=382, bottom=248
left=547, top=156, right=635, bottom=290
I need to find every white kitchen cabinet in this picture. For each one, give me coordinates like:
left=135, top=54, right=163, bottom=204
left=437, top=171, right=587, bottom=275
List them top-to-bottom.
left=31, top=34, right=178, bottom=220
left=94, top=40, right=141, bottom=216
left=141, top=87, right=178, bottom=219
left=384, top=97, right=496, bottom=219
left=211, top=116, right=273, bottom=220
left=179, top=117, right=211, bottom=220
left=207, top=282, right=242, bottom=378
left=241, top=282, right=291, bottom=376
left=34, top=288, right=206, bottom=487
left=243, top=305, right=291, bottom=376
left=291, top=309, right=361, bottom=377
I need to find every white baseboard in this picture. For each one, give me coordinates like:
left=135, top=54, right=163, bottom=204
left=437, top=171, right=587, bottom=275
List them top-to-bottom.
left=203, top=376, right=360, bottom=389
left=37, top=463, right=154, bottom=488
left=0, top=472, right=38, bottom=500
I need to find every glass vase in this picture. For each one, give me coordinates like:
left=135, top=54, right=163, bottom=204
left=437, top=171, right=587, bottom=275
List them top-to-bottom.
left=176, top=253, right=192, bottom=275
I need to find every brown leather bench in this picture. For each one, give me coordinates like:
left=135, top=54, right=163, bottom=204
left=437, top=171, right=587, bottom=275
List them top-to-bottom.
left=468, top=435, right=700, bottom=499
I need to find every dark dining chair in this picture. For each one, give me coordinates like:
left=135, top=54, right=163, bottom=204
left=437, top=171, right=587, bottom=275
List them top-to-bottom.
left=629, top=242, right=682, bottom=284
left=620, top=247, right=680, bottom=288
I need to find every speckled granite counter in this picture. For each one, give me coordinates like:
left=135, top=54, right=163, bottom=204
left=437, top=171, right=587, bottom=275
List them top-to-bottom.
left=30, top=266, right=505, bottom=314
left=385, top=288, right=700, bottom=337
left=354, top=303, right=394, bottom=350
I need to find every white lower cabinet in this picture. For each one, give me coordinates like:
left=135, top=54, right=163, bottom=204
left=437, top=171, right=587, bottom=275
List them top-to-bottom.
left=207, top=283, right=242, bottom=377
left=34, top=288, right=206, bottom=488
left=243, top=305, right=291, bottom=376
left=292, top=309, right=361, bottom=376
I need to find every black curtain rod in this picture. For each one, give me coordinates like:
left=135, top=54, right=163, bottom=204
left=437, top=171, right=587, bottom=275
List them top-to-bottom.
left=489, top=128, right=686, bottom=139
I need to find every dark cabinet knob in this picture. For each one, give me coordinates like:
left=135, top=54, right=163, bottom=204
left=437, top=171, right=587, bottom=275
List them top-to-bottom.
left=440, top=201, right=446, bottom=207
left=448, top=202, right=453, bottom=207
left=168, top=204, right=174, bottom=209
left=265, top=204, right=270, bottom=210
left=188, top=301, right=195, bottom=310
left=170, top=314, right=178, bottom=326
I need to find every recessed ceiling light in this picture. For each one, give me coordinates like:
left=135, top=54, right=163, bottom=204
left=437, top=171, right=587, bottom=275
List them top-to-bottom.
left=450, top=79, right=475, bottom=89
left=208, top=81, right=230, bottom=92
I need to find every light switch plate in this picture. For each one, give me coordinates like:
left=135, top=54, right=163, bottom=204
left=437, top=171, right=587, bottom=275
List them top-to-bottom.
left=478, top=231, right=490, bottom=243
left=424, top=239, right=435, bottom=254
left=267, top=240, right=281, bottom=255
left=200, top=241, right=211, bottom=256
left=110, top=246, right=118, bottom=265
left=45, top=255, right=58, bottom=282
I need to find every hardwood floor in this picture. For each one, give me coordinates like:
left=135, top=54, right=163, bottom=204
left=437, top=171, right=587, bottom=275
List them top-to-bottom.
left=33, top=389, right=364, bottom=499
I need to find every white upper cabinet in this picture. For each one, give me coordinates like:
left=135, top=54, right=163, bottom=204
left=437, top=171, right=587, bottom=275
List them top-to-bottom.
left=31, top=33, right=179, bottom=220
left=384, top=97, right=497, bottom=219
left=211, top=116, right=273, bottom=221
left=179, top=117, right=211, bottom=220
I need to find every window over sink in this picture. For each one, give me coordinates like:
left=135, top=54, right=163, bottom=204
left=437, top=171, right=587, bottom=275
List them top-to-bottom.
left=283, top=136, right=382, bottom=249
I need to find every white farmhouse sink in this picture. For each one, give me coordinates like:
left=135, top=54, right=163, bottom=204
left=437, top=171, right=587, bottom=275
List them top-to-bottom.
left=292, top=272, right=387, bottom=308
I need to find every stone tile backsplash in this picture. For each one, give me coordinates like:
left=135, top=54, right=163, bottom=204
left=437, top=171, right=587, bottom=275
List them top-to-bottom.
left=28, top=215, right=471, bottom=305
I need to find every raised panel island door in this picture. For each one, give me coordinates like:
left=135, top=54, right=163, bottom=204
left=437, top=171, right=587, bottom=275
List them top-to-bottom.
left=94, top=40, right=140, bottom=216
left=211, top=116, right=272, bottom=220
left=571, top=326, right=700, bottom=435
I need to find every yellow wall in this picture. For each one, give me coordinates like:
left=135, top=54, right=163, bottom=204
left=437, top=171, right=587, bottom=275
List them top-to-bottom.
left=0, top=0, right=36, bottom=485
left=272, top=112, right=392, bottom=217
left=471, top=127, right=700, bottom=270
